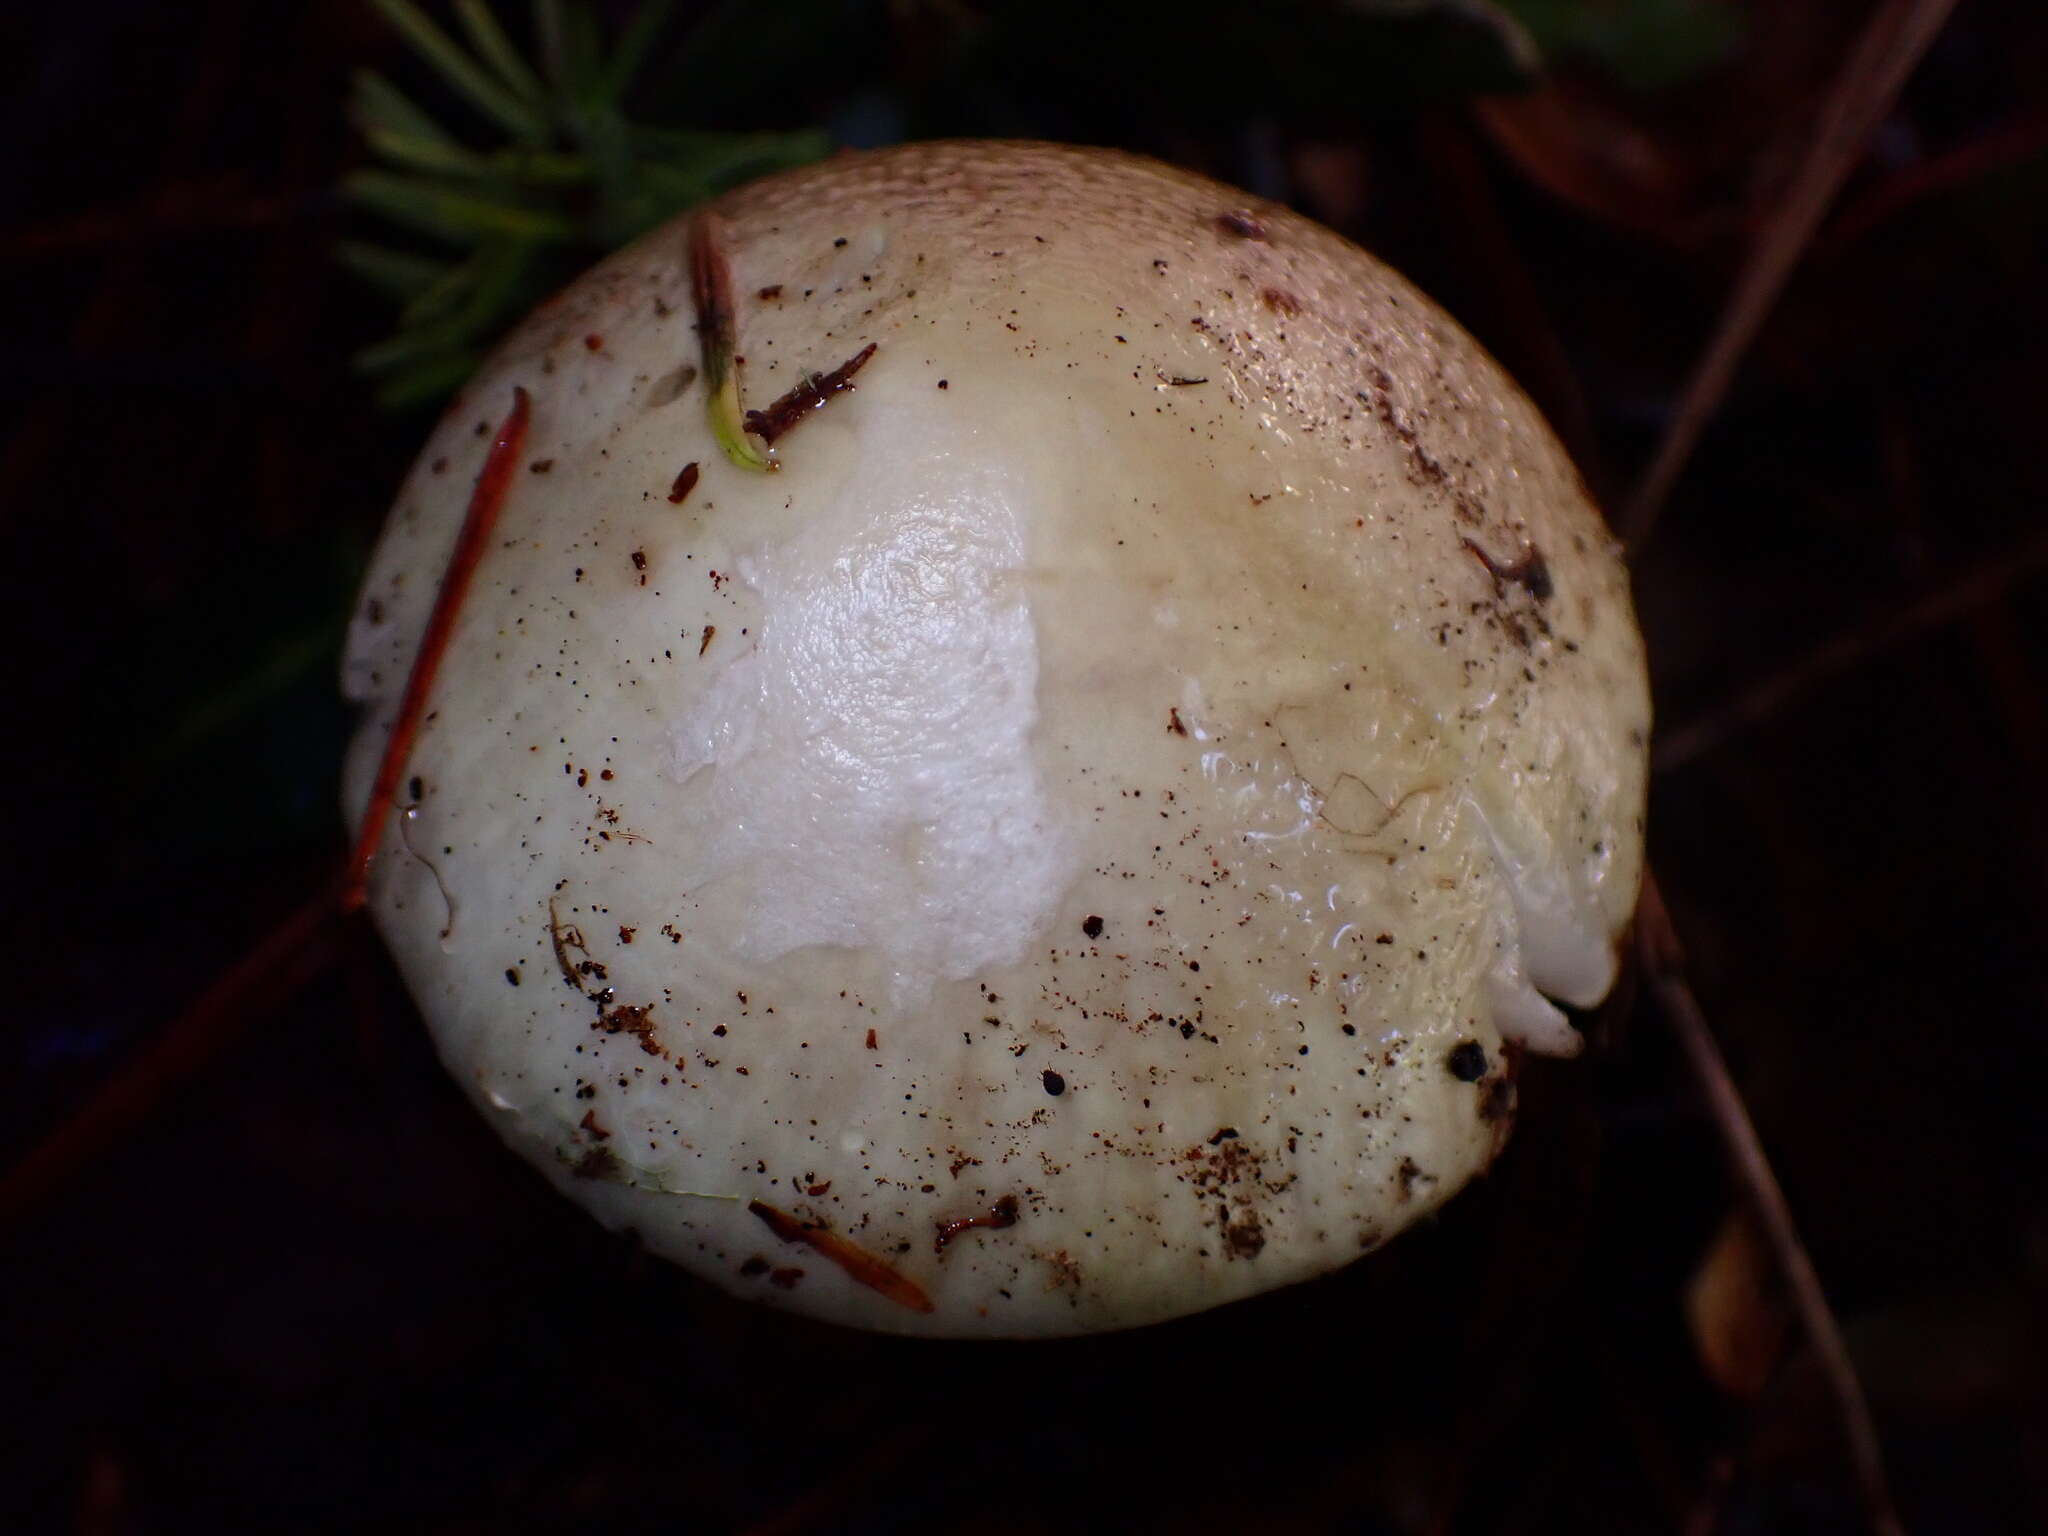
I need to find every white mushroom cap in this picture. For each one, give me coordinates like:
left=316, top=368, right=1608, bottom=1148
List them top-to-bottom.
left=343, top=142, right=1649, bottom=1336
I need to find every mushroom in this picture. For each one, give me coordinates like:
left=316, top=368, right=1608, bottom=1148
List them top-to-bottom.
left=342, top=142, right=1649, bottom=1336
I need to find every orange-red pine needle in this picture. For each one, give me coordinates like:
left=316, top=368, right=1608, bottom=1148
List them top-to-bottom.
left=342, top=385, right=532, bottom=912
left=749, top=1199, right=937, bottom=1314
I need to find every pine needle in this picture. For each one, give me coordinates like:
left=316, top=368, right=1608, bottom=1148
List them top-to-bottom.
left=340, top=0, right=827, bottom=410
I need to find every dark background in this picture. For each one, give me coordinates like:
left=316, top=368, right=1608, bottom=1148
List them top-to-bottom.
left=2, top=1, right=2043, bottom=1531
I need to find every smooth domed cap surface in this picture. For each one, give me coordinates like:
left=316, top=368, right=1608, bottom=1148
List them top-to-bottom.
left=344, top=141, right=1649, bottom=1336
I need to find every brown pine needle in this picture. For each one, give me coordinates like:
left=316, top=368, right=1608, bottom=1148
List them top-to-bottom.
left=1624, top=0, right=1963, bottom=554
left=1824, top=105, right=2048, bottom=252
left=343, top=384, right=531, bottom=911
left=1654, top=529, right=2048, bottom=775
left=1637, top=873, right=1905, bottom=1536
left=0, top=889, right=344, bottom=1229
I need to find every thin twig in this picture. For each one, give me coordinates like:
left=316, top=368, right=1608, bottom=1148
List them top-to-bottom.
left=0, top=0, right=251, bottom=530
left=1623, top=0, right=1963, bottom=553
left=1824, top=105, right=2048, bottom=252
left=0, top=183, right=297, bottom=263
left=1654, top=529, right=2048, bottom=774
left=1637, top=874, right=1904, bottom=1536
left=0, top=889, right=343, bottom=1230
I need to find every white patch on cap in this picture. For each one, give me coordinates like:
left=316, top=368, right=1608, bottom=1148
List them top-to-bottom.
left=669, top=410, right=1073, bottom=995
